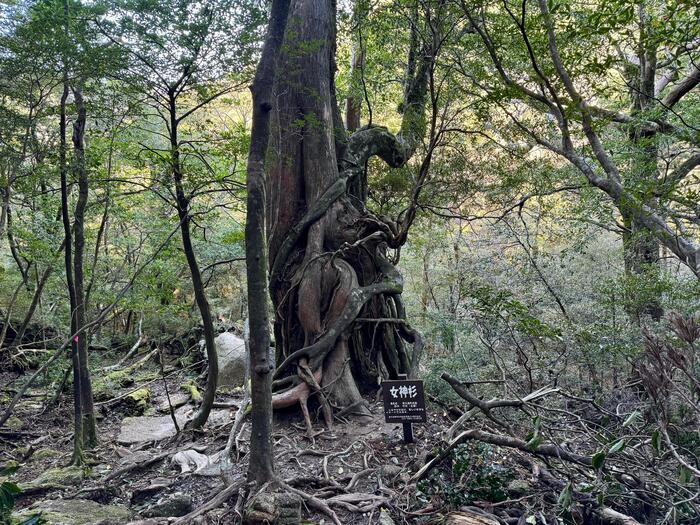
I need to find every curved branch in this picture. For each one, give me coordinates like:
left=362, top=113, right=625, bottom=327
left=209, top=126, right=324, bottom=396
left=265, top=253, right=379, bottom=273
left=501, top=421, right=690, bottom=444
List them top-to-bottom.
left=662, top=65, right=700, bottom=108
left=347, top=125, right=407, bottom=167
left=274, top=253, right=403, bottom=377
left=411, top=428, right=593, bottom=483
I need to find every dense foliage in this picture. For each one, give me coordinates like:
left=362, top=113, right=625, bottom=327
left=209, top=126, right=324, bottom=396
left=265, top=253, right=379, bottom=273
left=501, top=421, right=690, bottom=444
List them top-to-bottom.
left=0, top=0, right=698, bottom=523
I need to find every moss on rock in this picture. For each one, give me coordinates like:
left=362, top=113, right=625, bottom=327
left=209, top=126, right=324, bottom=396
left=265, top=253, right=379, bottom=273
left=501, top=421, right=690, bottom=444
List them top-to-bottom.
left=181, top=380, right=202, bottom=403
left=124, top=388, right=151, bottom=415
left=5, top=416, right=23, bottom=430
left=33, top=448, right=60, bottom=460
left=23, top=465, right=84, bottom=491
left=14, top=498, right=131, bottom=524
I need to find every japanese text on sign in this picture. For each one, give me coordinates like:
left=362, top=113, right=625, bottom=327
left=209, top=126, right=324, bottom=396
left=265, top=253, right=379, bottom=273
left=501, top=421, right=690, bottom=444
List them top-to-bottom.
left=382, top=379, right=427, bottom=423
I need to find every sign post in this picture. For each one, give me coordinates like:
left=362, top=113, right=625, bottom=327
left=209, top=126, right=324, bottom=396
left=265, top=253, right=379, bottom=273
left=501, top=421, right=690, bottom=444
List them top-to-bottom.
left=382, top=374, right=427, bottom=444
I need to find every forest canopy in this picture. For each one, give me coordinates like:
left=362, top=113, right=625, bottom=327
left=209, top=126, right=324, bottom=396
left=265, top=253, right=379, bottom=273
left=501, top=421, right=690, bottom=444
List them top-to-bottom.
left=0, top=0, right=699, bottom=524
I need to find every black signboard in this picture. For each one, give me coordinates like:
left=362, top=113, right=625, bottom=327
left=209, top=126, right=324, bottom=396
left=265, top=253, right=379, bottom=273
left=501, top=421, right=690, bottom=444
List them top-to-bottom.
left=382, top=379, right=427, bottom=424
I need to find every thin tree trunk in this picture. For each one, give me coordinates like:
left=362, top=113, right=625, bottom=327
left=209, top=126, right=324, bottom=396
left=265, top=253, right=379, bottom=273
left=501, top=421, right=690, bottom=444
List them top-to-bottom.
left=245, top=0, right=291, bottom=485
left=344, top=0, right=366, bottom=132
left=59, top=71, right=83, bottom=465
left=71, top=84, right=97, bottom=448
left=168, top=97, right=218, bottom=430
left=7, top=207, right=29, bottom=284
left=12, top=263, right=56, bottom=349
left=0, top=279, right=27, bottom=351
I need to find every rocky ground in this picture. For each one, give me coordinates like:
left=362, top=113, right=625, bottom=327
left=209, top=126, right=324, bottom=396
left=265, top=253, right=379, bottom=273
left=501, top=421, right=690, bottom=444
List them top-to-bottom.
left=2, top=335, right=493, bottom=525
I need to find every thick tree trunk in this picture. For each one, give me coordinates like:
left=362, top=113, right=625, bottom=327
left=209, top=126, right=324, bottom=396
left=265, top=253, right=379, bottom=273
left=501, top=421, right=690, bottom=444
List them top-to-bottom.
left=245, top=0, right=291, bottom=485
left=266, top=0, right=431, bottom=414
left=623, top=35, right=662, bottom=321
left=72, top=84, right=97, bottom=448
left=168, top=98, right=218, bottom=430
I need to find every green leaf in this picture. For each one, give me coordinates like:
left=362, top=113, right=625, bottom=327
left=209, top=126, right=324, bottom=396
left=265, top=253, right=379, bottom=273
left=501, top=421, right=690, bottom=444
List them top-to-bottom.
left=622, top=410, right=640, bottom=428
left=525, top=416, right=543, bottom=450
left=651, top=430, right=662, bottom=455
left=526, top=434, right=543, bottom=451
left=608, top=439, right=625, bottom=454
left=591, top=451, right=606, bottom=470
left=0, top=465, right=19, bottom=477
left=679, top=466, right=694, bottom=485
left=3, top=482, right=20, bottom=495
left=557, top=482, right=573, bottom=511
left=0, top=487, right=15, bottom=512
left=20, top=514, right=43, bottom=525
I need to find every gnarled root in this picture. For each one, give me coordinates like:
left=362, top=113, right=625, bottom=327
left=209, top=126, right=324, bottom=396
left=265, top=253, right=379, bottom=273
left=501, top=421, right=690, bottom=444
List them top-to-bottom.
left=272, top=366, right=328, bottom=436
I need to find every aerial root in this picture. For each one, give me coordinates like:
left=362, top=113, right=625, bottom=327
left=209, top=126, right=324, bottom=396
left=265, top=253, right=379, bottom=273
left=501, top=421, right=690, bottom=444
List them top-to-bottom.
left=298, top=358, right=333, bottom=430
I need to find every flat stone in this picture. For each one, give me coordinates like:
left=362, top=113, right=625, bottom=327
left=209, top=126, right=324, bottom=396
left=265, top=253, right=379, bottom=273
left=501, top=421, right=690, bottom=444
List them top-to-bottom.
left=157, top=393, right=189, bottom=412
left=207, top=408, right=235, bottom=428
left=117, top=414, right=188, bottom=444
left=23, top=465, right=84, bottom=492
left=130, top=478, right=174, bottom=505
left=144, top=492, right=193, bottom=518
left=14, top=498, right=131, bottom=524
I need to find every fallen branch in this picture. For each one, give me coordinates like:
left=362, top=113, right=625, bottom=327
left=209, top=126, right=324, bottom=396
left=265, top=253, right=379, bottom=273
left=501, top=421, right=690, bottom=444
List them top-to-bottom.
left=224, top=390, right=251, bottom=460
left=411, top=428, right=592, bottom=482
left=104, top=450, right=172, bottom=482
left=594, top=507, right=643, bottom=525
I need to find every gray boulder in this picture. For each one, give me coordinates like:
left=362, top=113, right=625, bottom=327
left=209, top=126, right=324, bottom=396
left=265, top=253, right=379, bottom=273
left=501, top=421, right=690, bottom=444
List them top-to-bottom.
left=213, top=332, right=247, bottom=387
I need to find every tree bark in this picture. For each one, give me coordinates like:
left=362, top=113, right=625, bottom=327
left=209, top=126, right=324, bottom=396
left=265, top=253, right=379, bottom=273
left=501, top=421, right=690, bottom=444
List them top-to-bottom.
left=245, top=0, right=291, bottom=485
left=59, top=71, right=83, bottom=465
left=71, top=84, right=97, bottom=448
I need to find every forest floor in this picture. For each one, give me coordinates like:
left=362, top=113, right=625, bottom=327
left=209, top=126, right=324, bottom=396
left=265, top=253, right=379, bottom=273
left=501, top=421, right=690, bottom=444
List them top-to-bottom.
left=0, top=349, right=474, bottom=525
